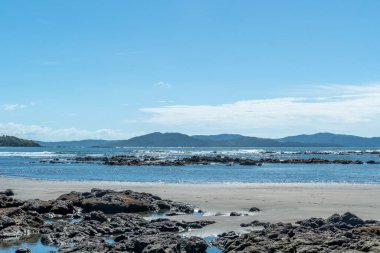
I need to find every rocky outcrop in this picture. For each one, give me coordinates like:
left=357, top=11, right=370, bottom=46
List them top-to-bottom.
left=0, top=135, right=40, bottom=147
left=47, top=155, right=370, bottom=166
left=57, top=188, right=194, bottom=214
left=0, top=189, right=212, bottom=253
left=3, top=189, right=380, bottom=253
left=0, top=194, right=24, bottom=209
left=20, top=199, right=74, bottom=215
left=0, top=204, right=44, bottom=240
left=215, top=212, right=380, bottom=253
left=40, top=213, right=213, bottom=252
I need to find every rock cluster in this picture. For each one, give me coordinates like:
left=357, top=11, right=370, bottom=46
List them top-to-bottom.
left=43, top=155, right=375, bottom=166
left=57, top=188, right=194, bottom=214
left=0, top=189, right=213, bottom=253
left=215, top=212, right=380, bottom=253
left=40, top=214, right=213, bottom=252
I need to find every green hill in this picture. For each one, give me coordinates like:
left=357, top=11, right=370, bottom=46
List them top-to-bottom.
left=108, top=132, right=330, bottom=147
left=277, top=133, right=380, bottom=147
left=0, top=135, right=41, bottom=147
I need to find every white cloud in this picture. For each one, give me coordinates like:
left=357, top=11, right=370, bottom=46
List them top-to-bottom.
left=154, top=81, right=171, bottom=89
left=140, top=84, right=380, bottom=137
left=2, top=104, right=26, bottom=111
left=0, top=122, right=137, bottom=141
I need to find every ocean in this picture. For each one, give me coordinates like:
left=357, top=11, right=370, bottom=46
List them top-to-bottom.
left=1, top=146, right=380, bottom=184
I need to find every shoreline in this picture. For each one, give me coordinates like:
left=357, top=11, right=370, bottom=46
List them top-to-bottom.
left=2, top=175, right=380, bottom=186
left=2, top=177, right=380, bottom=236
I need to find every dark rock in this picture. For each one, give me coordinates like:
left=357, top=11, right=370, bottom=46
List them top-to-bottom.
left=70, top=154, right=371, bottom=167
left=239, top=160, right=258, bottom=166
left=0, top=189, right=15, bottom=196
left=0, top=189, right=216, bottom=253
left=56, top=189, right=193, bottom=215
left=57, top=191, right=82, bottom=205
left=80, top=194, right=150, bottom=214
left=0, top=195, right=24, bottom=208
left=22, top=199, right=52, bottom=213
left=50, top=200, right=74, bottom=215
left=156, top=200, right=171, bottom=210
left=169, top=202, right=194, bottom=214
left=249, top=207, right=260, bottom=212
left=4, top=208, right=44, bottom=228
left=83, top=211, right=108, bottom=223
left=166, top=212, right=182, bottom=216
left=230, top=212, right=242, bottom=216
left=325, top=212, right=365, bottom=229
left=341, top=212, right=364, bottom=226
left=216, top=213, right=380, bottom=253
left=0, top=215, right=15, bottom=230
left=296, top=217, right=326, bottom=228
left=184, top=220, right=215, bottom=229
left=240, top=220, right=270, bottom=228
left=0, top=225, right=37, bottom=240
left=119, top=233, right=207, bottom=253
left=15, top=248, right=32, bottom=253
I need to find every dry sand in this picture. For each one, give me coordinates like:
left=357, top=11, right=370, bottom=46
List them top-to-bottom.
left=1, top=177, right=380, bottom=236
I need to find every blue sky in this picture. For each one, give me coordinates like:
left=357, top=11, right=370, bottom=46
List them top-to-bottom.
left=1, top=1, right=380, bottom=140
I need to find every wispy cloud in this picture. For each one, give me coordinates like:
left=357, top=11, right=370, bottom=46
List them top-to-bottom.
left=154, top=81, right=171, bottom=89
left=140, top=84, right=380, bottom=137
left=2, top=104, right=26, bottom=111
left=0, top=122, right=137, bottom=141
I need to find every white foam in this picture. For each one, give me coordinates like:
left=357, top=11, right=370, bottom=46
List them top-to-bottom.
left=0, top=151, right=62, bottom=157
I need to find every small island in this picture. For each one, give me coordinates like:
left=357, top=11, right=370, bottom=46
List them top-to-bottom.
left=0, top=135, right=40, bottom=147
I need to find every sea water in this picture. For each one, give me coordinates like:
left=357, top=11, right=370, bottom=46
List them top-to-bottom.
left=0, top=147, right=380, bottom=183
left=0, top=237, right=59, bottom=253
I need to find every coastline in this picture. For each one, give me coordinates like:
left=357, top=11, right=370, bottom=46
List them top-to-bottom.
left=2, top=176, right=380, bottom=236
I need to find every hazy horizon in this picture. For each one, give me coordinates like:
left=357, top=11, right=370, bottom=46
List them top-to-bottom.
left=11, top=131, right=380, bottom=142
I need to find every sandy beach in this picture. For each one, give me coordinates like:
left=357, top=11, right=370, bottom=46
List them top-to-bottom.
left=1, top=177, right=380, bottom=236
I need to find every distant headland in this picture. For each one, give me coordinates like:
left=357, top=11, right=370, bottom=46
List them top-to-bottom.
left=4, top=132, right=376, bottom=148
left=0, top=135, right=40, bottom=147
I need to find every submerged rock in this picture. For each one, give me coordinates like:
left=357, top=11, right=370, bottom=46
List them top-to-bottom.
left=66, top=154, right=371, bottom=167
left=15, top=248, right=32, bottom=253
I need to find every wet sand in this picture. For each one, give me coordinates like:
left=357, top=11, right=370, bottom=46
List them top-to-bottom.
left=1, top=177, right=380, bottom=236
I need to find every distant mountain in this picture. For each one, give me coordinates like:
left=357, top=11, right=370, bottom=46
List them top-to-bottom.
left=35, top=132, right=380, bottom=148
left=107, top=132, right=332, bottom=147
left=110, top=132, right=209, bottom=147
left=278, top=133, right=380, bottom=147
left=192, top=134, right=244, bottom=141
left=0, top=135, right=40, bottom=147
left=37, top=139, right=118, bottom=147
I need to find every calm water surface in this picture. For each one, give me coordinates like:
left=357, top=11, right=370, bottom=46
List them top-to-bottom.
left=0, top=147, right=380, bottom=183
